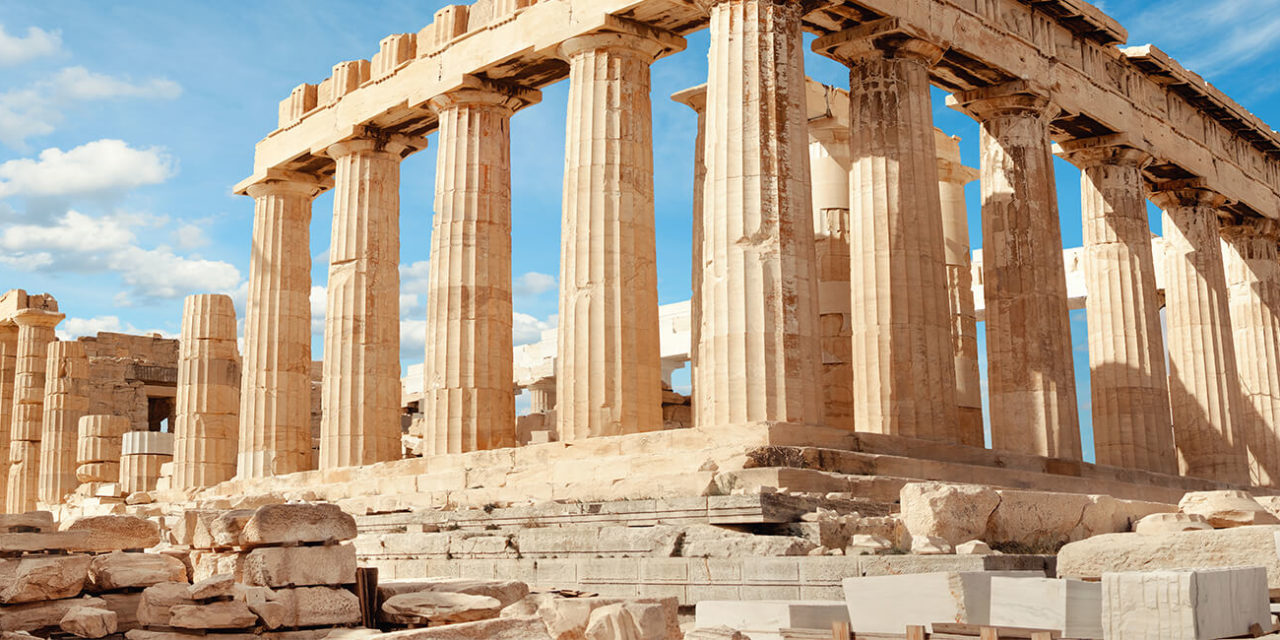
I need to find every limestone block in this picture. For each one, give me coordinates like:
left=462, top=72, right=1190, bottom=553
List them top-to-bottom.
left=79, top=415, right=129, bottom=439
left=121, top=431, right=174, bottom=457
left=77, top=436, right=121, bottom=466
left=119, top=454, right=169, bottom=495
left=76, top=463, right=119, bottom=484
left=899, top=482, right=998, bottom=546
left=1178, top=490, right=1279, bottom=528
left=1256, top=496, right=1280, bottom=519
left=239, top=503, right=356, bottom=548
left=208, top=509, right=254, bottom=549
left=0, top=511, right=53, bottom=533
left=1135, top=512, right=1212, bottom=534
left=63, top=515, right=160, bottom=551
left=679, top=524, right=816, bottom=557
left=1057, top=526, right=1280, bottom=592
left=0, top=531, right=92, bottom=553
left=845, top=534, right=893, bottom=556
left=911, top=536, right=953, bottom=555
left=955, top=540, right=994, bottom=555
left=242, top=543, right=356, bottom=587
left=189, top=549, right=243, bottom=583
left=87, top=552, right=186, bottom=591
left=0, top=554, right=91, bottom=604
left=1103, top=567, right=1270, bottom=639
left=842, top=571, right=1043, bottom=633
left=188, top=573, right=235, bottom=600
left=988, top=577, right=1103, bottom=639
left=378, top=578, right=529, bottom=609
left=136, top=582, right=195, bottom=627
left=241, top=586, right=359, bottom=629
left=382, top=591, right=502, bottom=625
left=98, top=592, right=142, bottom=632
left=0, top=595, right=107, bottom=633
left=535, top=597, right=679, bottom=640
left=167, top=600, right=258, bottom=629
left=694, top=601, right=849, bottom=636
left=584, top=604, right=644, bottom=640
left=59, top=606, right=117, bottom=639
left=378, top=615, right=550, bottom=639
left=683, top=628, right=747, bottom=640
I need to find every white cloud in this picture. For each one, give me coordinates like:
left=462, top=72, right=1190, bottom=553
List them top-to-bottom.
left=1127, top=0, right=1280, bottom=76
left=0, top=25, right=60, bottom=67
left=47, top=66, right=181, bottom=101
left=0, top=68, right=181, bottom=149
left=0, top=139, right=176, bottom=202
left=0, top=210, right=136, bottom=255
left=173, top=223, right=207, bottom=249
left=107, top=246, right=241, bottom=304
left=400, top=261, right=429, bottom=296
left=514, top=271, right=556, bottom=297
left=514, top=311, right=555, bottom=346
left=58, top=315, right=172, bottom=340
left=400, top=318, right=426, bottom=359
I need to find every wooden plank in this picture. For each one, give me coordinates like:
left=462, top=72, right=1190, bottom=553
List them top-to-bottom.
left=355, top=566, right=379, bottom=628
left=906, top=626, right=927, bottom=640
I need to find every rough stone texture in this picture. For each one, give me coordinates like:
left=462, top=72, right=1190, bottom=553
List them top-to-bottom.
left=240, top=179, right=323, bottom=479
left=173, top=294, right=240, bottom=489
left=7, top=308, right=63, bottom=513
left=0, top=325, right=16, bottom=505
left=39, top=340, right=89, bottom=506
left=899, top=482, right=999, bottom=546
left=1178, top=490, right=1279, bottom=528
left=240, top=503, right=357, bottom=548
left=207, top=509, right=254, bottom=548
left=0, top=511, right=53, bottom=532
left=1134, top=512, right=1212, bottom=535
left=64, top=515, right=160, bottom=552
left=679, top=524, right=816, bottom=557
left=1058, top=526, right=1280, bottom=591
left=955, top=540, right=994, bottom=555
left=242, top=543, right=356, bottom=587
left=87, top=552, right=186, bottom=592
left=0, top=554, right=91, bottom=604
left=1103, top=567, right=1270, bottom=640
left=843, top=571, right=1042, bottom=633
left=188, top=573, right=234, bottom=600
left=378, top=579, right=529, bottom=609
left=136, top=582, right=196, bottom=627
left=243, top=586, right=360, bottom=629
left=382, top=591, right=502, bottom=625
left=0, top=595, right=107, bottom=633
left=535, top=596, right=680, bottom=640
left=167, top=600, right=258, bottom=629
left=694, top=600, right=849, bottom=636
left=583, top=604, right=643, bottom=640
left=59, top=606, right=117, bottom=639
left=379, top=616, right=550, bottom=640
left=683, top=629, right=747, bottom=640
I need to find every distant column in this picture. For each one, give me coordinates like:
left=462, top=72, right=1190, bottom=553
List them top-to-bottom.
left=696, top=0, right=824, bottom=430
left=815, top=20, right=958, bottom=441
left=556, top=26, right=682, bottom=440
left=423, top=81, right=537, bottom=454
left=951, top=81, right=1081, bottom=460
left=671, top=85, right=707, bottom=401
left=808, top=123, right=853, bottom=431
left=320, top=133, right=410, bottom=468
left=936, top=133, right=984, bottom=447
left=1060, top=138, right=1174, bottom=473
left=240, top=176, right=326, bottom=478
left=1152, top=182, right=1248, bottom=484
left=1221, top=217, right=1280, bottom=486
left=174, top=294, right=241, bottom=489
left=6, top=308, right=63, bottom=513
left=0, top=325, right=17, bottom=503
left=38, top=340, right=88, bottom=505
left=76, top=415, right=128, bottom=489
left=120, top=431, right=174, bottom=494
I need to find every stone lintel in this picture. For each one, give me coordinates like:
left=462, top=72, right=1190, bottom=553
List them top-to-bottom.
left=559, top=15, right=686, bottom=61
left=812, top=18, right=946, bottom=66
left=426, top=75, right=542, bottom=116
left=948, top=80, right=1057, bottom=122
left=1055, top=134, right=1154, bottom=169
left=1220, top=215, right=1280, bottom=243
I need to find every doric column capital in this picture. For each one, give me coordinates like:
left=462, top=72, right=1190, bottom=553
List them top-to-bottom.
left=558, top=17, right=685, bottom=62
left=812, top=18, right=946, bottom=67
left=427, top=76, right=541, bottom=117
left=949, top=80, right=1059, bottom=122
left=671, top=84, right=707, bottom=114
left=324, top=127, right=424, bottom=161
left=1056, top=134, right=1154, bottom=169
left=243, top=169, right=331, bottom=200
left=1149, top=179, right=1229, bottom=211
left=1220, top=215, right=1280, bottom=243
left=11, top=308, right=64, bottom=329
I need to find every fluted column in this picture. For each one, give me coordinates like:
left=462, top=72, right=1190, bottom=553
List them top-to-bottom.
left=696, top=0, right=824, bottom=430
left=815, top=21, right=958, bottom=440
left=555, top=27, right=682, bottom=441
left=424, top=81, right=538, bottom=455
left=951, top=82, right=1081, bottom=460
left=671, top=85, right=707, bottom=397
left=809, top=124, right=853, bottom=431
left=936, top=132, right=984, bottom=447
left=320, top=134, right=409, bottom=469
left=1059, top=139, right=1174, bottom=473
left=240, top=176, right=326, bottom=478
left=1152, top=183, right=1247, bottom=484
left=1221, top=217, right=1280, bottom=486
left=175, top=294, right=241, bottom=489
left=7, top=308, right=62, bottom=513
left=0, top=325, right=17, bottom=503
left=38, top=340, right=88, bottom=505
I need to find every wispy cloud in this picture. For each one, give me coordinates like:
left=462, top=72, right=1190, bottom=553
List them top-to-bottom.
left=1125, top=0, right=1280, bottom=76
left=0, top=24, right=60, bottom=67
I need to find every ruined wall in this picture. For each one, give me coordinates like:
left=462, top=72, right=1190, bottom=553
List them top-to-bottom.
left=79, top=332, right=179, bottom=433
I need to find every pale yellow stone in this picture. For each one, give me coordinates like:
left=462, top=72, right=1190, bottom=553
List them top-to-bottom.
left=173, top=294, right=240, bottom=489
left=7, top=308, right=63, bottom=513
left=38, top=341, right=88, bottom=506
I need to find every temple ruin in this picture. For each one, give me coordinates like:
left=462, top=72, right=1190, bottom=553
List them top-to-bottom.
left=3, top=0, right=1280, bottom=637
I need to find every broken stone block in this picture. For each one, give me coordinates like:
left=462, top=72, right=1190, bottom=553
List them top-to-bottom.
left=899, top=482, right=998, bottom=546
left=1178, top=490, right=1279, bottom=528
left=239, top=503, right=357, bottom=548
left=207, top=510, right=254, bottom=549
left=0, top=512, right=54, bottom=533
left=1134, top=512, right=1212, bottom=535
left=63, top=515, right=160, bottom=552
left=678, top=524, right=816, bottom=557
left=1057, top=526, right=1280, bottom=593
left=0, top=531, right=92, bottom=554
left=845, top=533, right=892, bottom=555
left=910, top=536, right=953, bottom=555
left=955, top=540, right=994, bottom=555
left=241, top=543, right=356, bottom=587
left=189, top=549, right=243, bottom=583
left=88, top=552, right=186, bottom=591
left=0, top=554, right=91, bottom=604
left=1103, top=567, right=1270, bottom=640
left=842, top=571, right=1042, bottom=633
left=188, top=573, right=235, bottom=600
left=988, top=577, right=1103, bottom=639
left=378, top=578, right=530, bottom=609
left=136, top=582, right=195, bottom=627
left=241, top=586, right=360, bottom=629
left=382, top=591, right=502, bottom=625
left=98, top=592, right=142, bottom=632
left=0, top=596, right=108, bottom=633
left=536, top=597, right=680, bottom=640
left=167, top=600, right=258, bottom=629
left=694, top=601, right=849, bottom=636
left=584, top=604, right=642, bottom=640
left=59, top=606, right=117, bottom=639
left=376, top=615, right=551, bottom=639
left=683, top=628, right=748, bottom=640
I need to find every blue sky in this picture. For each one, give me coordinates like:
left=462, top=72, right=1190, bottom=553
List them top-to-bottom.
left=0, top=0, right=1276, bottom=459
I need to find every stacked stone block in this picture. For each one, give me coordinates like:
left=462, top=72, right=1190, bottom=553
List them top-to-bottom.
left=174, top=293, right=240, bottom=489
left=8, top=308, right=64, bottom=513
left=38, top=340, right=89, bottom=507
left=75, top=414, right=128, bottom=496
left=120, top=431, right=174, bottom=495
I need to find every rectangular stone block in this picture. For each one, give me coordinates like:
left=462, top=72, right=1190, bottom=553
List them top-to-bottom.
left=242, top=544, right=356, bottom=587
left=1103, top=567, right=1270, bottom=640
left=842, top=571, right=1042, bottom=634
left=989, top=577, right=1103, bottom=639
left=695, top=601, right=850, bottom=637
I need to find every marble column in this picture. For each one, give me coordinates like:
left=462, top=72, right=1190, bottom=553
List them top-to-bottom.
left=696, top=0, right=824, bottom=430
left=815, top=22, right=958, bottom=440
left=556, top=27, right=681, bottom=441
left=424, top=81, right=537, bottom=455
left=951, top=82, right=1081, bottom=460
left=671, top=84, right=707, bottom=399
left=809, top=123, right=854, bottom=431
left=936, top=132, right=984, bottom=447
left=320, top=133, right=409, bottom=469
left=1059, top=139, right=1174, bottom=473
left=240, top=175, right=326, bottom=478
left=1151, top=183, right=1247, bottom=484
left=1221, top=217, right=1280, bottom=486
left=175, top=294, right=241, bottom=489
left=7, top=308, right=62, bottom=513
left=0, top=325, right=17, bottom=503
left=37, top=340, right=88, bottom=505
left=528, top=378, right=556, bottom=414
left=76, top=414, right=128, bottom=487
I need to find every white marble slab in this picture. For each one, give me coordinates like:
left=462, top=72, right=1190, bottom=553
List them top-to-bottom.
left=1103, top=566, right=1270, bottom=639
left=989, top=577, right=1102, bottom=639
